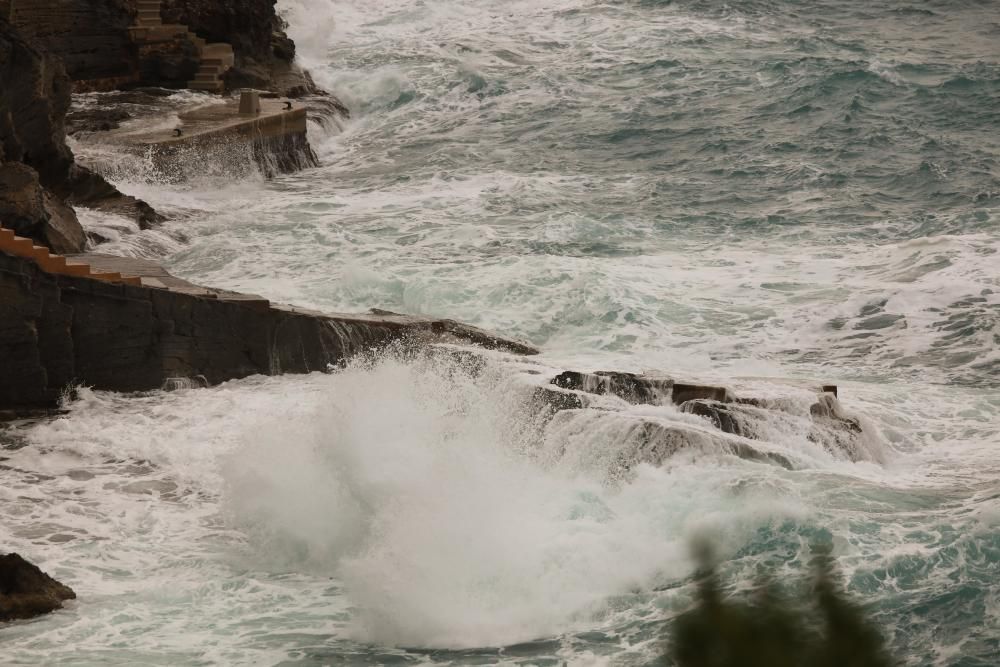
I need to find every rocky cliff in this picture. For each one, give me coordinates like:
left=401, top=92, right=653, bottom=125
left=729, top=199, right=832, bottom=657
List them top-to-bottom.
left=9, top=0, right=138, bottom=90
left=160, top=0, right=324, bottom=96
left=0, top=14, right=160, bottom=253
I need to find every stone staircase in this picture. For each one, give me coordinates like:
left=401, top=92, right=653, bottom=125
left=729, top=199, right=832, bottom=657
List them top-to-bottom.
left=132, top=0, right=235, bottom=94
left=0, top=226, right=142, bottom=286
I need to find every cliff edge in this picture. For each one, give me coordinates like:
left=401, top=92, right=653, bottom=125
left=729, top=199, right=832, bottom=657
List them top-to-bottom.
left=0, top=14, right=161, bottom=253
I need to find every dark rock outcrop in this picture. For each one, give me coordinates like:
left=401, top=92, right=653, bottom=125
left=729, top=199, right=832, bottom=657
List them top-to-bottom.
left=10, top=0, right=137, bottom=90
left=161, top=0, right=323, bottom=97
left=0, top=14, right=161, bottom=244
left=0, top=15, right=75, bottom=187
left=135, top=29, right=201, bottom=87
left=0, top=163, right=84, bottom=253
left=0, top=251, right=537, bottom=411
left=538, top=365, right=870, bottom=464
left=552, top=370, right=673, bottom=404
left=680, top=399, right=748, bottom=438
left=622, top=419, right=793, bottom=471
left=0, top=553, right=76, bottom=622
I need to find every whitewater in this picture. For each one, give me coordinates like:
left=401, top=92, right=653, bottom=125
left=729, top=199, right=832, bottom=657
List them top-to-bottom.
left=3, top=0, right=999, bottom=664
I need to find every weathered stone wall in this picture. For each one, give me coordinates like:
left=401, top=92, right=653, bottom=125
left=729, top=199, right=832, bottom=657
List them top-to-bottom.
left=9, top=0, right=137, bottom=89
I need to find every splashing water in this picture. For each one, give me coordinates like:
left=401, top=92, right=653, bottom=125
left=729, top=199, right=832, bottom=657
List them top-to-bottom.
left=4, top=0, right=1000, bottom=664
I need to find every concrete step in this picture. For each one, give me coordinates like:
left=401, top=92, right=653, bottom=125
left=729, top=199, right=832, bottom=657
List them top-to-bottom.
left=196, top=64, right=222, bottom=74
left=193, top=73, right=220, bottom=83
left=0, top=227, right=142, bottom=285
left=1, top=236, right=34, bottom=254
left=29, top=245, right=51, bottom=261
left=37, top=255, right=67, bottom=273
left=60, top=262, right=91, bottom=277
left=90, top=272, right=124, bottom=283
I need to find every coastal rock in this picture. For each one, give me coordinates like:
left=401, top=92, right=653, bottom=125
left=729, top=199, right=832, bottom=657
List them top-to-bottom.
left=9, top=0, right=136, bottom=90
left=161, top=0, right=329, bottom=98
left=0, top=15, right=161, bottom=238
left=0, top=16, right=75, bottom=186
left=135, top=30, right=201, bottom=87
left=0, top=163, right=85, bottom=254
left=548, top=370, right=729, bottom=407
left=551, top=370, right=672, bottom=405
left=672, top=382, right=729, bottom=405
left=680, top=399, right=748, bottom=438
left=623, top=419, right=793, bottom=471
left=0, top=553, right=76, bottom=622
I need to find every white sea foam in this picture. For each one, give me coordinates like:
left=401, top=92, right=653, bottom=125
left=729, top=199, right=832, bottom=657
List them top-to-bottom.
left=7, top=0, right=1000, bottom=663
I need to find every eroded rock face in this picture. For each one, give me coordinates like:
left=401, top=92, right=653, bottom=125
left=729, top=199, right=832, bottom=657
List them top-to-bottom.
left=10, top=0, right=136, bottom=90
left=161, top=0, right=324, bottom=97
left=0, top=16, right=161, bottom=243
left=0, top=16, right=75, bottom=187
left=0, top=163, right=85, bottom=253
left=536, top=365, right=872, bottom=466
left=552, top=370, right=673, bottom=405
left=0, top=553, right=76, bottom=622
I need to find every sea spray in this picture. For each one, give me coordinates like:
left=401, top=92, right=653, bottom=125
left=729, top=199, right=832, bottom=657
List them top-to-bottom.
left=5, top=0, right=999, bottom=663
left=220, top=353, right=825, bottom=647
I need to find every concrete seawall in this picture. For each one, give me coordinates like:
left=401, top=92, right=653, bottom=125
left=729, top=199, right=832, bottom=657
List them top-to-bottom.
left=106, top=97, right=319, bottom=177
left=0, top=249, right=538, bottom=414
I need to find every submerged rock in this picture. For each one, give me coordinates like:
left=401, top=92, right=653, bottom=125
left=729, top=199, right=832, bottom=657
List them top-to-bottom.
left=552, top=370, right=672, bottom=404
left=681, top=399, right=748, bottom=438
left=0, top=553, right=76, bottom=622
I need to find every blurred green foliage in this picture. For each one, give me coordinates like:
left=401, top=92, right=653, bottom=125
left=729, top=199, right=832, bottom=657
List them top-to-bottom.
left=665, top=545, right=895, bottom=667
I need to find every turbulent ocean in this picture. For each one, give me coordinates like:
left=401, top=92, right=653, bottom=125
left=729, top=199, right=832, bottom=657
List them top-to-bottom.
left=3, top=0, right=1000, bottom=664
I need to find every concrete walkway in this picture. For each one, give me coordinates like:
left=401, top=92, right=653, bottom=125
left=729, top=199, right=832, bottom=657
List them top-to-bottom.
left=109, top=98, right=306, bottom=148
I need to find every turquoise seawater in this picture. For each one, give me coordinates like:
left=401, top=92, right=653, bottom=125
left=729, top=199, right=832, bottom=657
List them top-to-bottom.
left=3, top=1, right=999, bottom=664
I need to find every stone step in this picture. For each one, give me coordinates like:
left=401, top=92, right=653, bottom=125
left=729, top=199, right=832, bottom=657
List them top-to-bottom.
left=192, top=72, right=220, bottom=83
left=0, top=226, right=142, bottom=286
